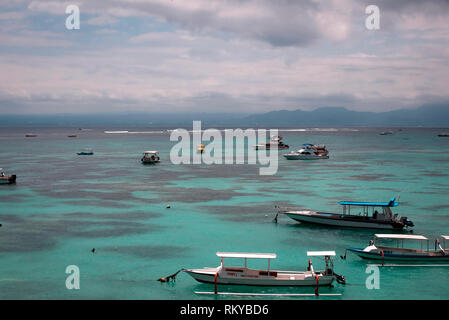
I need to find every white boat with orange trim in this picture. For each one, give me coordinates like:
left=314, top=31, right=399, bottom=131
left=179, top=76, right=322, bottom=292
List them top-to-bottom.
left=197, top=144, right=205, bottom=154
left=183, top=251, right=345, bottom=287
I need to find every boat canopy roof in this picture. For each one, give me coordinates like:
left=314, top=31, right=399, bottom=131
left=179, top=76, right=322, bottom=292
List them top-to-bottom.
left=303, top=143, right=314, bottom=146
left=144, top=150, right=158, bottom=154
left=339, top=198, right=398, bottom=207
left=374, top=234, right=428, bottom=240
left=441, top=235, right=449, bottom=240
left=307, top=251, right=336, bottom=257
left=216, top=252, right=276, bottom=259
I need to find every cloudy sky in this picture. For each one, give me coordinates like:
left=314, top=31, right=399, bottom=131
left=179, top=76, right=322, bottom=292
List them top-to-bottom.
left=1, top=0, right=448, bottom=114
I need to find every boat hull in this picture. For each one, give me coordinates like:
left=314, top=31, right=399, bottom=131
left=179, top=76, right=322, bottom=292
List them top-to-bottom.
left=283, top=154, right=329, bottom=160
left=141, top=159, right=160, bottom=164
left=0, top=175, right=16, bottom=184
left=282, top=211, right=404, bottom=230
left=347, top=248, right=449, bottom=261
left=184, top=269, right=334, bottom=287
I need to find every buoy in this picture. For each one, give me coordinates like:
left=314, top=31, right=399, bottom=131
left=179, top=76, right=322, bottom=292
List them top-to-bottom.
left=91, top=248, right=96, bottom=253
left=158, top=269, right=184, bottom=282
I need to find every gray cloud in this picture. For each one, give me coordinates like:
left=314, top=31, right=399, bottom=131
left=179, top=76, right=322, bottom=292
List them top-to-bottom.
left=1, top=0, right=449, bottom=114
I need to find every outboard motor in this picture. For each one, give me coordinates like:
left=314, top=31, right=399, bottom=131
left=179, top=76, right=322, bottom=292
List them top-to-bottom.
left=8, top=175, right=16, bottom=184
left=400, top=216, right=414, bottom=227
left=333, top=272, right=346, bottom=285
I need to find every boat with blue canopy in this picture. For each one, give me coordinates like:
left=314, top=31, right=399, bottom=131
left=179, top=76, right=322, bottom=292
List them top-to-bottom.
left=277, top=197, right=414, bottom=230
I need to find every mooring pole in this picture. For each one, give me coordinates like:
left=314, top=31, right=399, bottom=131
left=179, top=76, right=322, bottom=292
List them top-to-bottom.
left=214, top=272, right=218, bottom=294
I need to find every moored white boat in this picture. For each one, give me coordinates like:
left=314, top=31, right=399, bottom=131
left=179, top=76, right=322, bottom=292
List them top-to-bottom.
left=254, top=136, right=289, bottom=150
left=282, top=143, right=329, bottom=160
left=141, top=150, right=160, bottom=164
left=0, top=168, right=16, bottom=185
left=278, top=198, right=414, bottom=230
left=347, top=234, right=449, bottom=262
left=184, top=251, right=345, bottom=287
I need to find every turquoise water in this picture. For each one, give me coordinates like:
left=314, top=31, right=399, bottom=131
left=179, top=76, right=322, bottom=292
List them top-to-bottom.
left=0, top=127, right=448, bottom=299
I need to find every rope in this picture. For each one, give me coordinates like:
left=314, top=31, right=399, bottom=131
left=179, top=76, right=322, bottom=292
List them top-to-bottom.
left=157, top=269, right=185, bottom=283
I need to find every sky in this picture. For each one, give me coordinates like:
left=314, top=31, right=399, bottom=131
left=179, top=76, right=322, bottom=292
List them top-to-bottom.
left=0, top=0, right=449, bottom=114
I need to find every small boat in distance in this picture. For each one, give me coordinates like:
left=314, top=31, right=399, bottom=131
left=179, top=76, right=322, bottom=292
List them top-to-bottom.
left=379, top=131, right=393, bottom=135
left=25, top=133, right=37, bottom=137
left=438, top=133, right=449, bottom=137
left=67, top=135, right=77, bottom=138
left=254, top=135, right=289, bottom=150
left=197, top=144, right=205, bottom=154
left=282, top=144, right=329, bottom=160
left=77, top=148, right=94, bottom=155
left=141, top=151, right=160, bottom=164
left=0, top=169, right=16, bottom=185
left=278, top=198, right=414, bottom=230
left=347, top=234, right=449, bottom=262
left=184, top=251, right=345, bottom=287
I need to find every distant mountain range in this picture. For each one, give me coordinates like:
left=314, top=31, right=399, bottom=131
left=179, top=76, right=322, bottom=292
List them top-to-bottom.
left=1, top=103, right=449, bottom=127
left=243, top=104, right=449, bottom=127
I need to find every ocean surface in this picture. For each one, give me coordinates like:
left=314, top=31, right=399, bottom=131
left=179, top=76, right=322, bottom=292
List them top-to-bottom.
left=0, top=126, right=448, bottom=300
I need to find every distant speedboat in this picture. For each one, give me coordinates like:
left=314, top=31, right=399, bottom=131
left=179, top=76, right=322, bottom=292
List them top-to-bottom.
left=379, top=131, right=393, bottom=135
left=25, top=133, right=37, bottom=137
left=438, top=133, right=449, bottom=137
left=68, top=135, right=77, bottom=138
left=254, top=135, right=289, bottom=150
left=282, top=144, right=329, bottom=160
left=77, top=148, right=94, bottom=155
left=141, top=150, right=160, bottom=164
left=0, top=168, right=16, bottom=185
left=278, top=198, right=414, bottom=230
left=347, top=234, right=449, bottom=262
left=184, top=251, right=345, bottom=287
